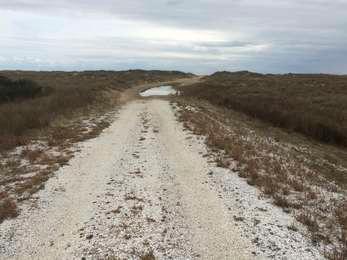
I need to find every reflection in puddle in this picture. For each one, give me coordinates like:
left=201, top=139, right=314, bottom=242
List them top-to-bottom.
left=140, top=85, right=178, bottom=97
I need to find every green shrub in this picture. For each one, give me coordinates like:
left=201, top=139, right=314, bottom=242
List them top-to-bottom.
left=0, top=76, right=44, bottom=103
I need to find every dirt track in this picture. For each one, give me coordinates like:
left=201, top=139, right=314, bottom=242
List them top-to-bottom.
left=0, top=82, right=323, bottom=259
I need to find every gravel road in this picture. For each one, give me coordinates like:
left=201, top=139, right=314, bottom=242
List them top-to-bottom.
left=0, top=98, right=323, bottom=259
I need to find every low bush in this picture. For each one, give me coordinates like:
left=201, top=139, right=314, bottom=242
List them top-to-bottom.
left=0, top=76, right=44, bottom=103
left=0, top=196, right=18, bottom=223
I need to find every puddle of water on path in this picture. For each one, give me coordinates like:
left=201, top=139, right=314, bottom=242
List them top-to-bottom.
left=140, top=85, right=178, bottom=97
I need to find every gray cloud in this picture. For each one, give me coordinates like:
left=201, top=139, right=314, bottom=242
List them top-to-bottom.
left=0, top=0, right=346, bottom=73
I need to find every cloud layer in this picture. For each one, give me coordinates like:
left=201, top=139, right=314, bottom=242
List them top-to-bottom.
left=1, top=0, right=346, bottom=73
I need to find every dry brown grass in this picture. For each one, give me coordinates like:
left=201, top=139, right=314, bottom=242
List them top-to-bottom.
left=0, top=70, right=190, bottom=152
left=181, top=71, right=347, bottom=147
left=0, top=87, right=96, bottom=138
left=175, top=98, right=347, bottom=258
left=0, top=135, right=29, bottom=150
left=230, top=144, right=244, bottom=162
left=22, top=148, right=44, bottom=164
left=215, top=156, right=230, bottom=168
left=14, top=172, right=50, bottom=196
left=0, top=192, right=18, bottom=223
left=273, top=194, right=291, bottom=208
left=336, top=200, right=347, bottom=258
left=297, top=212, right=320, bottom=234
left=325, top=249, right=347, bottom=260
left=140, top=251, right=155, bottom=260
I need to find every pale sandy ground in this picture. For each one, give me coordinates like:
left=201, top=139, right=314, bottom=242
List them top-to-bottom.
left=0, top=96, right=323, bottom=259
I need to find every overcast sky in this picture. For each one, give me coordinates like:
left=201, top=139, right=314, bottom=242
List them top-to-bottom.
left=0, top=0, right=346, bottom=74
